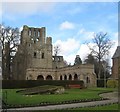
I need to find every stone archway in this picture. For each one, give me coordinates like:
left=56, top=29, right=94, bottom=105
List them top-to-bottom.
left=69, top=74, right=72, bottom=80
left=74, top=74, right=78, bottom=80
left=37, top=75, right=44, bottom=80
left=46, top=75, right=53, bottom=80
left=60, top=75, right=62, bottom=80
left=64, top=75, right=67, bottom=80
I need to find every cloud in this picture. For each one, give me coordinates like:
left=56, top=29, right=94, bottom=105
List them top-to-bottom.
left=0, top=2, right=2, bottom=22
left=2, top=2, right=56, bottom=17
left=67, top=7, right=84, bottom=15
left=59, top=21, right=75, bottom=30
left=19, top=26, right=23, bottom=32
left=75, top=28, right=95, bottom=42
left=113, top=32, right=118, bottom=45
left=53, top=36, right=118, bottom=66
left=53, top=38, right=80, bottom=64
left=53, top=38, right=94, bottom=64
left=54, top=38, right=80, bottom=55
left=118, top=38, right=120, bottom=46
left=109, top=39, right=118, bottom=57
left=109, top=39, right=118, bottom=66
left=77, top=43, right=95, bottom=61
left=64, top=54, right=76, bottom=65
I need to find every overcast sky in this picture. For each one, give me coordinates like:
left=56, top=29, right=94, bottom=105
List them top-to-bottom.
left=1, top=0, right=119, bottom=65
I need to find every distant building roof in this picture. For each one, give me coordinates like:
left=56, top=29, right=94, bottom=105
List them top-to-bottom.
left=112, top=46, right=120, bottom=59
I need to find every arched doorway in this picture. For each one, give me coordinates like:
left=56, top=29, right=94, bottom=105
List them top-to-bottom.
left=69, top=74, right=72, bottom=80
left=74, top=74, right=78, bottom=80
left=37, top=75, right=44, bottom=80
left=46, top=75, right=53, bottom=80
left=60, top=75, right=62, bottom=80
left=64, top=75, right=67, bottom=80
left=86, top=77, right=90, bottom=83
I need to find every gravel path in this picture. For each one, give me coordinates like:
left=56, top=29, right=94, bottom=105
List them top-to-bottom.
left=3, top=91, right=118, bottom=111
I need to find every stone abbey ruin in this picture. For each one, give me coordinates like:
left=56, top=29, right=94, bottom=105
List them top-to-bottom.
left=12, top=25, right=96, bottom=87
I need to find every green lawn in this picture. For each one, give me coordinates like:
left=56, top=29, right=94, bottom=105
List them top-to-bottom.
left=2, top=87, right=117, bottom=106
left=71, top=103, right=118, bottom=110
left=32, top=104, right=119, bottom=111
left=34, top=104, right=118, bottom=111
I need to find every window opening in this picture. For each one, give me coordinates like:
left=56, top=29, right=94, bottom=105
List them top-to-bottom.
left=29, top=30, right=31, bottom=36
left=38, top=31, right=40, bottom=37
left=34, top=52, right=37, bottom=58
left=42, top=53, right=44, bottom=59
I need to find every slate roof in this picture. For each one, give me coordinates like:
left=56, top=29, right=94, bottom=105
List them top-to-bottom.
left=112, top=46, right=120, bottom=58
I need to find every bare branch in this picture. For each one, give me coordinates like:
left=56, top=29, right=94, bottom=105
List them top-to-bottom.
left=87, top=32, right=114, bottom=79
left=54, top=45, right=61, bottom=56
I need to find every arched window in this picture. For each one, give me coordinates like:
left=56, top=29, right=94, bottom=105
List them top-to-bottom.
left=37, top=75, right=44, bottom=80
left=46, top=75, right=53, bottom=80
left=86, top=77, right=90, bottom=83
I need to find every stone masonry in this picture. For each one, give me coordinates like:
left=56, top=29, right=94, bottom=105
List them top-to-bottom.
left=12, top=25, right=96, bottom=87
left=112, top=46, right=120, bottom=80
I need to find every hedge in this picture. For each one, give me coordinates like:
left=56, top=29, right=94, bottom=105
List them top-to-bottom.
left=97, top=79, right=107, bottom=87
left=2, top=80, right=84, bottom=89
left=107, top=80, right=118, bottom=88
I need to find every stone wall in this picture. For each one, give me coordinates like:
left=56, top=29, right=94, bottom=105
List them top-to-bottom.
left=112, top=46, right=120, bottom=80
left=112, top=57, right=120, bottom=79
left=26, top=64, right=96, bottom=87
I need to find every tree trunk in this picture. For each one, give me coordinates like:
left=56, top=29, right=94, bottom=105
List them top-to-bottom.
left=2, top=42, right=11, bottom=80
left=98, top=58, right=101, bottom=80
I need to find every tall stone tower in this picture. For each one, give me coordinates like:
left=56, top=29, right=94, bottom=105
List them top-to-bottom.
left=12, top=25, right=53, bottom=80
left=20, top=25, right=53, bottom=68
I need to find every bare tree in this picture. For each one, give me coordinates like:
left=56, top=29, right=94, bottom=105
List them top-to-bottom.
left=0, top=24, right=20, bottom=79
left=87, top=32, right=113, bottom=79
left=54, top=45, right=60, bottom=56
left=84, top=53, right=111, bottom=79
left=84, top=54, right=96, bottom=64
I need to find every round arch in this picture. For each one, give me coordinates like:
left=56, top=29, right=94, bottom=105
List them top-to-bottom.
left=74, top=73, right=78, bottom=80
left=69, top=74, right=72, bottom=80
left=37, top=75, right=44, bottom=80
left=46, top=75, right=53, bottom=80
left=60, top=75, right=62, bottom=80
left=64, top=75, right=67, bottom=80
left=86, top=76, right=90, bottom=83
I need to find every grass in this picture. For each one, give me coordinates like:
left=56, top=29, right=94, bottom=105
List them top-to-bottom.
left=2, top=87, right=117, bottom=106
left=71, top=103, right=118, bottom=110
left=32, top=104, right=119, bottom=111
left=33, top=104, right=118, bottom=111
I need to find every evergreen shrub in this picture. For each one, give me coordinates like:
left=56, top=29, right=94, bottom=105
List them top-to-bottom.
left=107, top=80, right=118, bottom=88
